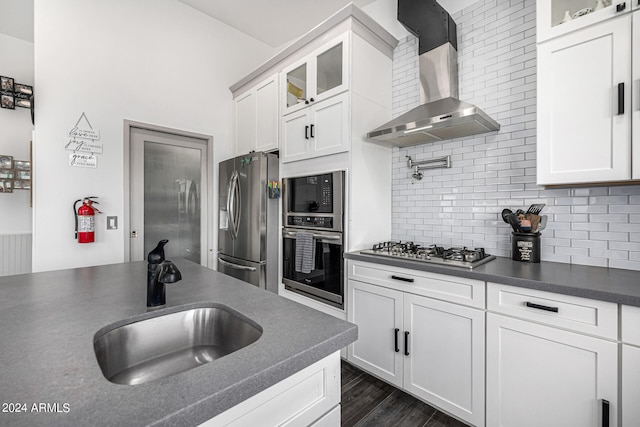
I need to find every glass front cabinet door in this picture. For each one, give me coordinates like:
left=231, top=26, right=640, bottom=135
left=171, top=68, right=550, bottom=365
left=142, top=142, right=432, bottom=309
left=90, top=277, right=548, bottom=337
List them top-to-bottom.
left=536, top=0, right=631, bottom=43
left=281, top=32, right=349, bottom=115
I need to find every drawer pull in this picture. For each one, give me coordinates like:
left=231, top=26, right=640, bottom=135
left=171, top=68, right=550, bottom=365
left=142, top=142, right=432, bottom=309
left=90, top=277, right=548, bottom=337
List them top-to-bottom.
left=391, top=275, right=414, bottom=283
left=526, top=301, right=559, bottom=313
left=394, top=328, right=400, bottom=352
left=404, top=331, right=410, bottom=356
left=601, top=399, right=610, bottom=427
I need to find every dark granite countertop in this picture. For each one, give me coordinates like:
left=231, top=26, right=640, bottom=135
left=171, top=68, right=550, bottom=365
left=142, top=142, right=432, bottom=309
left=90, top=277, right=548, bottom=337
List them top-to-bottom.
left=346, top=252, right=640, bottom=306
left=0, top=259, right=357, bottom=427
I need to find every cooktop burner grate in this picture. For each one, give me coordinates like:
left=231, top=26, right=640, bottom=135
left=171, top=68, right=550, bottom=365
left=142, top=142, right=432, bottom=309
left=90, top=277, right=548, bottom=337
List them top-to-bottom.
left=361, top=241, right=496, bottom=269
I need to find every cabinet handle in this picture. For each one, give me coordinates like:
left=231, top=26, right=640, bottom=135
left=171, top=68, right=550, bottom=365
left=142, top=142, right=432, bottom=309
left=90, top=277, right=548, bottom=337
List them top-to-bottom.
left=616, top=2, right=626, bottom=12
left=618, top=83, right=625, bottom=115
left=310, top=97, right=315, bottom=103
left=305, top=99, right=310, bottom=105
left=310, top=124, right=315, bottom=138
left=305, top=125, right=309, bottom=139
left=391, top=275, right=414, bottom=283
left=526, top=301, right=559, bottom=313
left=394, top=328, right=400, bottom=352
left=404, top=331, right=410, bottom=356
left=601, top=399, right=610, bottom=427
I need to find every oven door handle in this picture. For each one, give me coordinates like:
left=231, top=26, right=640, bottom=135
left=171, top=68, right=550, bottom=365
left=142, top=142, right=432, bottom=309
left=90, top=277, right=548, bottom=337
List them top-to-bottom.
left=284, top=230, right=341, bottom=241
left=218, top=258, right=257, bottom=271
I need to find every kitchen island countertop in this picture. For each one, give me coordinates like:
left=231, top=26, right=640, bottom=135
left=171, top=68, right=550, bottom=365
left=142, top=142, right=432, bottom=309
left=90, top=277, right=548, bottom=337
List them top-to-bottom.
left=346, top=252, right=640, bottom=306
left=0, top=259, right=357, bottom=427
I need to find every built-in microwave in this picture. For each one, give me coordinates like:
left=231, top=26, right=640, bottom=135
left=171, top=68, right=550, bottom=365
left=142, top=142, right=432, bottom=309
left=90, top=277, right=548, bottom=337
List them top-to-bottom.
left=282, top=171, right=344, bottom=232
left=282, top=171, right=345, bottom=308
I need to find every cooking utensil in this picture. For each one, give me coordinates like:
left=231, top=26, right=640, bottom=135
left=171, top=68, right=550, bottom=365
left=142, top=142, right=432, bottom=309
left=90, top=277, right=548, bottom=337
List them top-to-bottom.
left=526, top=203, right=545, bottom=215
left=501, top=208, right=513, bottom=224
left=506, top=212, right=521, bottom=232
left=529, top=214, right=540, bottom=233
left=538, top=215, right=548, bottom=232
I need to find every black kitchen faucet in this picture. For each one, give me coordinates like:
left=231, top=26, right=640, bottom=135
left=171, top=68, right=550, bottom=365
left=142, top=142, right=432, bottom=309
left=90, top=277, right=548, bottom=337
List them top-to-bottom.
left=147, top=239, right=182, bottom=308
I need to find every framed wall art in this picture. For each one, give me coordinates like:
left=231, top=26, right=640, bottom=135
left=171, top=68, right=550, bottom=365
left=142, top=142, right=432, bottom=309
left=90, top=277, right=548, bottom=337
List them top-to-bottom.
left=0, top=76, right=15, bottom=110
left=1, top=76, right=14, bottom=91
left=14, top=84, right=32, bottom=109
left=0, top=155, right=13, bottom=169
left=0, top=180, right=13, bottom=193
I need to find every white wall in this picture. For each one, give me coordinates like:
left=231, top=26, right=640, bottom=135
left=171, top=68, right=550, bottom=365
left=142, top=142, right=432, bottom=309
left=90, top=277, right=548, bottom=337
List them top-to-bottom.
left=32, top=0, right=273, bottom=272
left=0, top=33, right=33, bottom=234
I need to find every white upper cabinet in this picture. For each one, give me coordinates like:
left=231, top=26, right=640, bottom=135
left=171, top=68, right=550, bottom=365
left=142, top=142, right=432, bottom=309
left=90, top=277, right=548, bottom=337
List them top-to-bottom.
left=537, top=0, right=631, bottom=43
left=633, top=9, right=640, bottom=179
left=537, top=13, right=633, bottom=185
left=281, top=33, right=350, bottom=116
left=233, top=74, right=279, bottom=156
left=281, top=92, right=350, bottom=163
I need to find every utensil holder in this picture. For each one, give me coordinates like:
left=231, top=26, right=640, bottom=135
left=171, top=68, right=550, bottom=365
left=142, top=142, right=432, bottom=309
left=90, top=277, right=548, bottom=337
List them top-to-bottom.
left=512, top=232, right=541, bottom=263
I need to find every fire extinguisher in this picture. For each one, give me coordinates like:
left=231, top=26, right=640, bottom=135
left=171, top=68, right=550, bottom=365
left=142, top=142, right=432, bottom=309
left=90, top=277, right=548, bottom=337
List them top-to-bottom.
left=74, top=197, right=100, bottom=243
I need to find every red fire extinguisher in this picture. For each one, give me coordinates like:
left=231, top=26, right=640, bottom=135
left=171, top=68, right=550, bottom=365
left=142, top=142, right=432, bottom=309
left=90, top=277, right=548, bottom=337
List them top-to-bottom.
left=74, top=197, right=100, bottom=243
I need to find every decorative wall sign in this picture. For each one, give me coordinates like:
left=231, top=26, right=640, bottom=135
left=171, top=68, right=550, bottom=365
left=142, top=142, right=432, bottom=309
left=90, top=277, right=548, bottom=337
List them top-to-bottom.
left=66, top=112, right=103, bottom=167
left=64, top=140, right=103, bottom=154
left=69, top=153, right=97, bottom=168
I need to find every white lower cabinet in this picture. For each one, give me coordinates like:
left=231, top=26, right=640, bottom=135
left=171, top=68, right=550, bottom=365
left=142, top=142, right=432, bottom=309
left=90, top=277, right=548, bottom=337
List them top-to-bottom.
left=347, top=261, right=485, bottom=427
left=486, top=283, right=619, bottom=427
left=402, top=293, right=485, bottom=427
left=622, top=305, right=640, bottom=426
left=622, top=344, right=640, bottom=426
left=200, top=352, right=341, bottom=426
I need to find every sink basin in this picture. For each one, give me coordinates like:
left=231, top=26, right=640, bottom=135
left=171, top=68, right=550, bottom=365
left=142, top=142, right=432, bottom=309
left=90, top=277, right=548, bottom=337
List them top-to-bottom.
left=94, top=304, right=262, bottom=385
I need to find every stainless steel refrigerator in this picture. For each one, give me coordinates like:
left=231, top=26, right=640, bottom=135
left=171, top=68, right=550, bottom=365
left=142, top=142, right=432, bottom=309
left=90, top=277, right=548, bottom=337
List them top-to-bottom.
left=217, top=152, right=279, bottom=292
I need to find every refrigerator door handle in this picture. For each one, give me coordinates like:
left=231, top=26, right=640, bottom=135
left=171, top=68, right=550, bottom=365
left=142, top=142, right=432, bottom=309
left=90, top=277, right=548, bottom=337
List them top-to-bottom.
left=227, top=171, right=240, bottom=240
left=232, top=171, right=241, bottom=239
left=226, top=172, right=236, bottom=240
left=218, top=257, right=257, bottom=271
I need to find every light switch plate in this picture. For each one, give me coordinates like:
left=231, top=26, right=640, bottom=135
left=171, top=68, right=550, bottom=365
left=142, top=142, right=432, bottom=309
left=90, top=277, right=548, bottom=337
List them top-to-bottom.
left=107, top=216, right=118, bottom=230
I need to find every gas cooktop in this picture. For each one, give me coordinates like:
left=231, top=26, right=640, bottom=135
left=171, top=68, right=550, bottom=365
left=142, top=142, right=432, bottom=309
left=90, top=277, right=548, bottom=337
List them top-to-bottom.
left=360, top=241, right=496, bottom=269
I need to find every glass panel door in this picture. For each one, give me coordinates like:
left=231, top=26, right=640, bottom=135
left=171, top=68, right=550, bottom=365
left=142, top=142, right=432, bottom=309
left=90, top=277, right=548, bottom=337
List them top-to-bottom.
left=316, top=42, right=343, bottom=96
left=286, top=63, right=307, bottom=108
left=129, top=127, right=209, bottom=266
left=144, top=142, right=201, bottom=264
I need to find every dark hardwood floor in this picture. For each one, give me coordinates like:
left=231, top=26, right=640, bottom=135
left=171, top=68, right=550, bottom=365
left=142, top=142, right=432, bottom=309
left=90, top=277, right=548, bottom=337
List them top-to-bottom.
left=341, top=360, right=469, bottom=427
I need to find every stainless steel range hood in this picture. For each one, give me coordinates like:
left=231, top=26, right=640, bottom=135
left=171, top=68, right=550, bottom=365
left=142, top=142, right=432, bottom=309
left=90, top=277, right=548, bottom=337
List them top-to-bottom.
left=367, top=0, right=499, bottom=147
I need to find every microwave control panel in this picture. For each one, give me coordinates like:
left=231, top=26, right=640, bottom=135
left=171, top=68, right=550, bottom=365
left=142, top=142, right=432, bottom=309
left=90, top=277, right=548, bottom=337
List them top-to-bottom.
left=321, top=178, right=332, bottom=209
left=288, top=216, right=334, bottom=229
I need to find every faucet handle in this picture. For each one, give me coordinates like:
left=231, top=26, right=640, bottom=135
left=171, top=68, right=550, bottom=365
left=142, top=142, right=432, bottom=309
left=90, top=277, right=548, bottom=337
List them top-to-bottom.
left=148, top=239, right=169, bottom=264
left=159, top=261, right=182, bottom=284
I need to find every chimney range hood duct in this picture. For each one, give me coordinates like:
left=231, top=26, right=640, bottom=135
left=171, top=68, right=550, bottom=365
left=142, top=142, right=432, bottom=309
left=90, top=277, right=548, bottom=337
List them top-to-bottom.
left=367, top=0, right=499, bottom=147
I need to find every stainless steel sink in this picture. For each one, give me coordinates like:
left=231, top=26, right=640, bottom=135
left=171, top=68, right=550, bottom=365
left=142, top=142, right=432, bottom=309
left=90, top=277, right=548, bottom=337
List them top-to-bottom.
left=93, top=304, right=262, bottom=385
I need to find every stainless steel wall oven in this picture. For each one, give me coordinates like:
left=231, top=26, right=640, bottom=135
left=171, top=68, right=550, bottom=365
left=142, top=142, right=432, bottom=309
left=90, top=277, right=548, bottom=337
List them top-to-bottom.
left=282, top=171, right=345, bottom=309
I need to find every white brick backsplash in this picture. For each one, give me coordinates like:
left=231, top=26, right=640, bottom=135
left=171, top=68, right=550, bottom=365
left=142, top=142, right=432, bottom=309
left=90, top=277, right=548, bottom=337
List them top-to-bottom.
left=389, top=0, right=640, bottom=270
